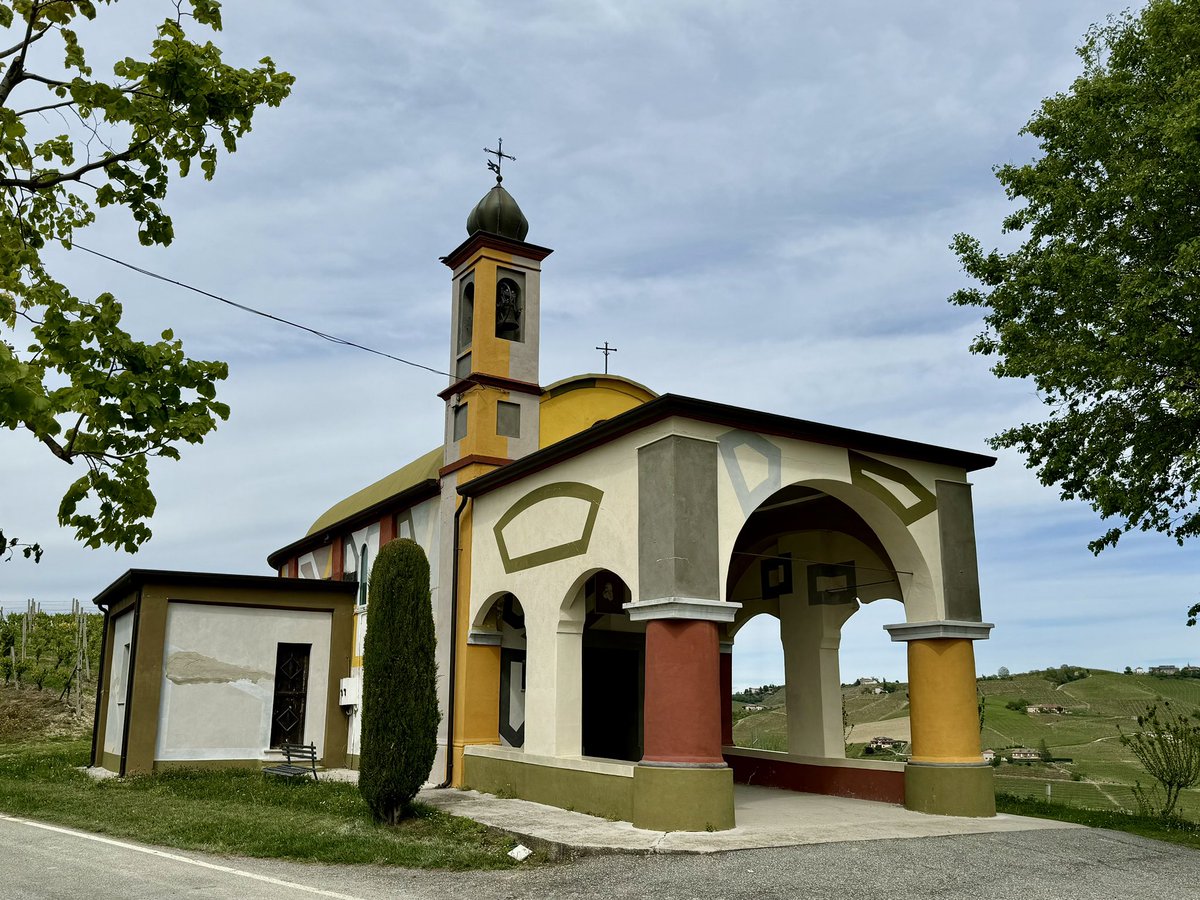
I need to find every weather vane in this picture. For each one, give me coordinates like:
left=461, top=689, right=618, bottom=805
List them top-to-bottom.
left=484, top=138, right=515, bottom=183
left=595, top=340, right=618, bottom=374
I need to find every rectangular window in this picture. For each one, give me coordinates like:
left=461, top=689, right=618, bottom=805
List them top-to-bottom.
left=457, top=279, right=474, bottom=352
left=455, top=351, right=472, bottom=380
left=496, top=400, right=521, bottom=438
left=453, top=403, right=469, bottom=442
left=116, top=643, right=131, bottom=706
left=270, top=643, right=311, bottom=748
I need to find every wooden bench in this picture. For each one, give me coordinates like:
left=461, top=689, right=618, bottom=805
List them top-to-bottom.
left=263, top=742, right=319, bottom=781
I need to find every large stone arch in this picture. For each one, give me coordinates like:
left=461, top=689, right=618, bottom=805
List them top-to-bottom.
left=725, top=476, right=938, bottom=622
left=721, top=479, right=933, bottom=760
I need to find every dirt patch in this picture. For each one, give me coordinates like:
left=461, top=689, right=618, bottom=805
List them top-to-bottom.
left=0, top=683, right=93, bottom=743
left=848, top=716, right=911, bottom=744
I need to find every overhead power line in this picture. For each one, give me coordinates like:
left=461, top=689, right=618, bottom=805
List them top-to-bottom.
left=70, top=242, right=452, bottom=378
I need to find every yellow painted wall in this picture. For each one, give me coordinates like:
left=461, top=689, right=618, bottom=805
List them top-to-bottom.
left=456, top=250, right=513, bottom=379
left=539, top=376, right=656, bottom=448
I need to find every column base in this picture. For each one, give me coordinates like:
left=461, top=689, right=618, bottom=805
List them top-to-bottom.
left=904, top=762, right=995, bottom=817
left=632, top=764, right=735, bottom=832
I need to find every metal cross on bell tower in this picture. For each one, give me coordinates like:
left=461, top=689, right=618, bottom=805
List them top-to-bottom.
left=484, top=138, right=516, bottom=183
left=595, top=340, right=618, bottom=374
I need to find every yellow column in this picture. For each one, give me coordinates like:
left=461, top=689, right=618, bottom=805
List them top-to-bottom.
left=886, top=620, right=995, bottom=817
left=907, top=638, right=982, bottom=764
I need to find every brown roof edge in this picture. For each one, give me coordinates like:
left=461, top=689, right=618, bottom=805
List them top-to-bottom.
left=440, top=231, right=554, bottom=270
left=437, top=372, right=543, bottom=401
left=458, top=394, right=997, bottom=498
left=265, top=478, right=440, bottom=570
left=91, top=568, right=356, bottom=611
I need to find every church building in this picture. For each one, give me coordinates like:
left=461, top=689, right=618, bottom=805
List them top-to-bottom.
left=90, top=166, right=998, bottom=830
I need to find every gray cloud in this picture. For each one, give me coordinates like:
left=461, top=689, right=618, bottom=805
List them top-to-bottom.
left=5, top=1, right=1189, bottom=679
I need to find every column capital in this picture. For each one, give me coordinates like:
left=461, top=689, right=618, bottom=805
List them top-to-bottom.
left=623, top=597, right=742, bottom=623
left=884, top=620, right=994, bottom=642
left=467, top=628, right=502, bottom=646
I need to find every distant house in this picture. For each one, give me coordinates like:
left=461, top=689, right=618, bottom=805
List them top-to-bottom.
left=1150, top=665, right=1179, bottom=676
left=1182, top=665, right=1200, bottom=676
left=1134, top=667, right=1145, bottom=674
left=859, top=678, right=879, bottom=686
left=872, top=687, right=886, bottom=695
left=1026, top=704, right=1066, bottom=715
left=743, top=705, right=765, bottom=712
left=867, top=736, right=901, bottom=750
left=1009, top=748, right=1041, bottom=762
left=982, top=749, right=996, bottom=762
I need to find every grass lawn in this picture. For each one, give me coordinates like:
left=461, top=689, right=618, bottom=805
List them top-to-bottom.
left=0, top=737, right=523, bottom=869
left=996, top=793, right=1200, bottom=852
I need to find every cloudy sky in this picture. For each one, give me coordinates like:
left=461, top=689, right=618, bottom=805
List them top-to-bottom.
left=2, top=1, right=1193, bottom=687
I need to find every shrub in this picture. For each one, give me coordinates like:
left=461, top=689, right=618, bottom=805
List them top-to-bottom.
left=358, top=539, right=440, bottom=824
left=1006, top=698, right=1030, bottom=711
left=1120, top=700, right=1200, bottom=818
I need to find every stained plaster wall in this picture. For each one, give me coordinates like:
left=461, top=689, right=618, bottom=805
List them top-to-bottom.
left=156, top=603, right=331, bottom=761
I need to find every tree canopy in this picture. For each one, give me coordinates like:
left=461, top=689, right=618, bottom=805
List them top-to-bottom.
left=0, top=0, right=292, bottom=553
left=950, top=0, right=1200, bottom=556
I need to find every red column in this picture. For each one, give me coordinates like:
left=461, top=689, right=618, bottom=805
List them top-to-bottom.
left=380, top=514, right=396, bottom=546
left=330, top=537, right=344, bottom=581
left=642, top=619, right=724, bottom=766
left=719, top=649, right=733, bottom=747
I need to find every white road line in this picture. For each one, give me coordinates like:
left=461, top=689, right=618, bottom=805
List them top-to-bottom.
left=0, top=814, right=371, bottom=900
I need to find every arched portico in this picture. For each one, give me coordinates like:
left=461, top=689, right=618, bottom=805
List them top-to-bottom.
left=719, top=476, right=994, bottom=816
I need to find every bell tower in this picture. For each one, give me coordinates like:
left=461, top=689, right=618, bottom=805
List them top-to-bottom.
left=435, top=147, right=553, bottom=786
left=439, top=147, right=552, bottom=479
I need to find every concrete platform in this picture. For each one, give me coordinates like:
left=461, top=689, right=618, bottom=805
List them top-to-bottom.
left=418, top=782, right=1080, bottom=856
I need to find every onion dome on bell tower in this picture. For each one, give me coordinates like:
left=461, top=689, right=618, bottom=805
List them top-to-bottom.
left=464, top=138, right=529, bottom=240
left=438, top=140, right=553, bottom=481
left=465, top=180, right=529, bottom=241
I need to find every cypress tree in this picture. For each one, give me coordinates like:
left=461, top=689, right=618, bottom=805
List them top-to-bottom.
left=358, top=538, right=439, bottom=823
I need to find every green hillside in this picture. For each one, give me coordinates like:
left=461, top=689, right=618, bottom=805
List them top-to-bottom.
left=731, top=668, right=1200, bottom=819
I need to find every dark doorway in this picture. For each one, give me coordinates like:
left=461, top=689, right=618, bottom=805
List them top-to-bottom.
left=580, top=571, right=644, bottom=761
left=270, top=642, right=311, bottom=747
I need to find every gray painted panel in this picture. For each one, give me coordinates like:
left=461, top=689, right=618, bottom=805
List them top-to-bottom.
left=638, top=436, right=719, bottom=602
left=936, top=480, right=982, bottom=623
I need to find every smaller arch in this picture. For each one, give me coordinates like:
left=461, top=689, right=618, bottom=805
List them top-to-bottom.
left=557, top=563, right=636, bottom=631
left=556, top=566, right=643, bottom=761
left=471, top=590, right=516, bottom=633
left=471, top=592, right=527, bottom=748
left=729, top=601, right=780, bottom=640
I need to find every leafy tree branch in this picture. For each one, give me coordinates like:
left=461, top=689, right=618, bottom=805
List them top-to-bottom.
left=0, top=0, right=293, bottom=553
left=950, top=0, right=1200, bottom=566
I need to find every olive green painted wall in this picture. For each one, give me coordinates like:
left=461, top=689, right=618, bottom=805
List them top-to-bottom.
left=935, top=481, right=982, bottom=622
left=463, top=755, right=634, bottom=822
left=904, top=763, right=995, bottom=817
left=631, top=765, right=735, bottom=832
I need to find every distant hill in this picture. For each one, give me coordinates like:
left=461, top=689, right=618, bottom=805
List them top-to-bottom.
left=730, top=667, right=1200, bottom=819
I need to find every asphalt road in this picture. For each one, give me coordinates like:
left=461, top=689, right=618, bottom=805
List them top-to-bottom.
left=1, top=814, right=1196, bottom=900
